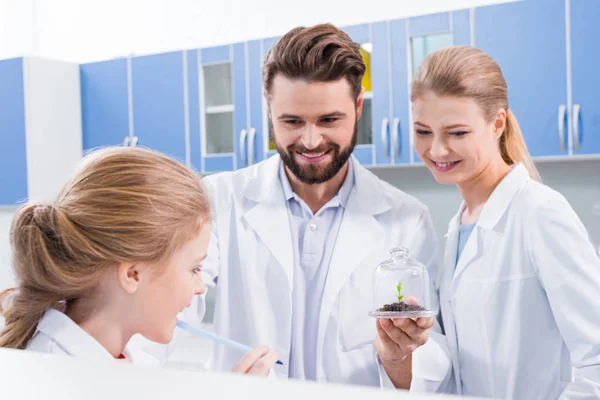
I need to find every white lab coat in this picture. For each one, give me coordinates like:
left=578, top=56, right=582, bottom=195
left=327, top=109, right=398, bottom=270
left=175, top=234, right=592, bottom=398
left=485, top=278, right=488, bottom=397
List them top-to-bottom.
left=181, top=154, right=451, bottom=390
left=438, top=163, right=600, bottom=399
left=26, top=308, right=158, bottom=365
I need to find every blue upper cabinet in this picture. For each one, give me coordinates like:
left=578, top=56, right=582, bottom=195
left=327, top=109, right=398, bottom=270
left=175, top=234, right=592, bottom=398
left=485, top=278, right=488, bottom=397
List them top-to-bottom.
left=475, top=0, right=568, bottom=157
left=571, top=0, right=600, bottom=155
left=452, top=9, right=472, bottom=47
left=389, top=19, right=411, bottom=165
left=370, top=22, right=393, bottom=165
left=342, top=23, right=376, bottom=166
left=262, top=36, right=281, bottom=160
left=247, top=40, right=265, bottom=166
left=233, top=43, right=249, bottom=170
left=199, top=45, right=236, bottom=173
left=186, top=50, right=202, bottom=171
left=131, top=52, right=187, bottom=163
left=0, top=58, right=28, bottom=204
left=81, top=58, right=130, bottom=151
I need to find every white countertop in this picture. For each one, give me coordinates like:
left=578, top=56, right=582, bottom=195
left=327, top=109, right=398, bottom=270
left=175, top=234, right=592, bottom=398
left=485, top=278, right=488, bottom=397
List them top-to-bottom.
left=0, top=348, right=480, bottom=400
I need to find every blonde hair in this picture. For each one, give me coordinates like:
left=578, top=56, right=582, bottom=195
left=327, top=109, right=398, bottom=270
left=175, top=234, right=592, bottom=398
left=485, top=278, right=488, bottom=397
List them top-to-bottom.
left=411, top=46, right=541, bottom=181
left=0, top=147, right=210, bottom=349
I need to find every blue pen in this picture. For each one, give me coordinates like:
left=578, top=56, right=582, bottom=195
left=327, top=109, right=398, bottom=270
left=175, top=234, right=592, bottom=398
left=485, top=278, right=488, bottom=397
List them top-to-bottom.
left=176, top=320, right=284, bottom=366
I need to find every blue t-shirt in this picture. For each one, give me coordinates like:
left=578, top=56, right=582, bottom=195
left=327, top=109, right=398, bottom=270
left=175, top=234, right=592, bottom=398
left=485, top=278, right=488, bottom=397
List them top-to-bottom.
left=456, top=223, right=476, bottom=265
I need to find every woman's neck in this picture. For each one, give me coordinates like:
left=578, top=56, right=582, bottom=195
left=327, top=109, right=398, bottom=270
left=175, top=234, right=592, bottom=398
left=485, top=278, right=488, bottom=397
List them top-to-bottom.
left=458, top=159, right=512, bottom=224
left=67, top=300, right=132, bottom=358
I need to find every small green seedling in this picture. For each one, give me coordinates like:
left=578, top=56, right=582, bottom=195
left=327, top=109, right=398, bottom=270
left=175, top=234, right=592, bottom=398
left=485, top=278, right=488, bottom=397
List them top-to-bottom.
left=396, top=281, right=404, bottom=303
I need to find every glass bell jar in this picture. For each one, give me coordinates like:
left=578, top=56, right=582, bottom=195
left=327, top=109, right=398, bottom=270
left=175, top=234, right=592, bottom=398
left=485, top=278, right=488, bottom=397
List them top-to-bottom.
left=369, top=247, right=435, bottom=318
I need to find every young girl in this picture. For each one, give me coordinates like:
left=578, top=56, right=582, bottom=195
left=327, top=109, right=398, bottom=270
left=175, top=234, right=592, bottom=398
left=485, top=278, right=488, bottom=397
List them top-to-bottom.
left=411, top=46, right=600, bottom=399
left=0, top=146, right=279, bottom=375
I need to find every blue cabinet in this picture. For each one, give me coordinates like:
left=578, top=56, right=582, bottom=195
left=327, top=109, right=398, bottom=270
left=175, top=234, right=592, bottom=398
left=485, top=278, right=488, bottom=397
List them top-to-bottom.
left=74, top=0, right=600, bottom=176
left=475, top=0, right=568, bottom=157
left=571, top=0, right=600, bottom=155
left=452, top=9, right=472, bottom=47
left=389, top=19, right=410, bottom=165
left=369, top=22, right=392, bottom=165
left=342, top=23, right=378, bottom=166
left=262, top=36, right=281, bottom=160
left=247, top=40, right=266, bottom=165
left=232, top=43, right=249, bottom=170
left=199, top=45, right=236, bottom=172
left=186, top=50, right=202, bottom=171
left=131, top=51, right=187, bottom=163
left=0, top=58, right=28, bottom=204
left=81, top=59, right=130, bottom=150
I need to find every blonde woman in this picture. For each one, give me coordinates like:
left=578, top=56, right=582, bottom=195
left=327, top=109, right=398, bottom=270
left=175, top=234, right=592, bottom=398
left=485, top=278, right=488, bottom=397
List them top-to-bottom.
left=411, top=46, right=600, bottom=399
left=0, top=147, right=279, bottom=375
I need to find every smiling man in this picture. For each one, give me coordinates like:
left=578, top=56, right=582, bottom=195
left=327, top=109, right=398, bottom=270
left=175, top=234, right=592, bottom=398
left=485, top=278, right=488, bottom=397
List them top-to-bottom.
left=185, top=24, right=451, bottom=392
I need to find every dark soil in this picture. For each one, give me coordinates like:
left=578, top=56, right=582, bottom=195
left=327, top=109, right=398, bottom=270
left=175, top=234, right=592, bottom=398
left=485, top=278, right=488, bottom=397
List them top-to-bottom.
left=377, top=302, right=426, bottom=312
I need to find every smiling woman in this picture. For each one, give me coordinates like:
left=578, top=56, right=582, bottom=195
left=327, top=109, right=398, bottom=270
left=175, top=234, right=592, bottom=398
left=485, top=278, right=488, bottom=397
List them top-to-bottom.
left=410, top=45, right=540, bottom=185
left=408, top=46, right=600, bottom=399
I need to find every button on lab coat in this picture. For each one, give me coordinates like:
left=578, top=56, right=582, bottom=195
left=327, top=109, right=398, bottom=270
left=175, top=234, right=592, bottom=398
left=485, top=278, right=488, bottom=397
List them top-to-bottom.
left=180, top=154, right=451, bottom=390
left=437, top=164, right=600, bottom=399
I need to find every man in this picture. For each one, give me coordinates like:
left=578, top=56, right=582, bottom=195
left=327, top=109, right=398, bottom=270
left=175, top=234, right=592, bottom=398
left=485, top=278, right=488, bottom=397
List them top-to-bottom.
left=189, top=24, right=450, bottom=391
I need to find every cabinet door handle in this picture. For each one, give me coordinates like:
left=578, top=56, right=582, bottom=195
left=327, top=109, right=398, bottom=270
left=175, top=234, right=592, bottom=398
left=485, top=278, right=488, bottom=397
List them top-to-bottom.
left=573, top=104, right=581, bottom=151
left=558, top=105, right=566, bottom=151
left=392, top=117, right=401, bottom=158
left=381, top=118, right=390, bottom=158
left=247, top=128, right=256, bottom=165
left=239, top=129, right=248, bottom=167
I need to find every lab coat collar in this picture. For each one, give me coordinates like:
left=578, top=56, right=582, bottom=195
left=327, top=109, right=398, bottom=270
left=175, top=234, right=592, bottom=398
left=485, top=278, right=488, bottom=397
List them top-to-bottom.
left=241, top=153, right=282, bottom=205
left=243, top=154, right=393, bottom=216
left=278, top=157, right=355, bottom=210
left=446, top=163, right=530, bottom=235
left=477, top=163, right=530, bottom=230
left=34, top=309, right=154, bottom=364
left=35, top=309, right=117, bottom=361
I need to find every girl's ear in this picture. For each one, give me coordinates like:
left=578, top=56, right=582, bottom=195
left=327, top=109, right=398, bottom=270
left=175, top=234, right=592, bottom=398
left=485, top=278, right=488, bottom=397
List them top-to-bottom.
left=117, top=263, right=149, bottom=294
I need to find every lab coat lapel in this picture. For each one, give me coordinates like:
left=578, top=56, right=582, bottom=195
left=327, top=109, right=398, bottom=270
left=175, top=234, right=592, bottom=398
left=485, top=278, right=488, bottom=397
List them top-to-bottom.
left=241, top=155, right=294, bottom=290
left=316, top=159, right=391, bottom=365
left=453, top=164, right=530, bottom=282
left=442, top=208, right=461, bottom=288
left=441, top=209, right=463, bottom=393
left=452, top=226, right=481, bottom=282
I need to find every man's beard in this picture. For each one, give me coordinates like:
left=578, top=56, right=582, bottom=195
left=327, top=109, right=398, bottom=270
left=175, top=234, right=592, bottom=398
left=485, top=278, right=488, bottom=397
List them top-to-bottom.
left=274, top=121, right=358, bottom=185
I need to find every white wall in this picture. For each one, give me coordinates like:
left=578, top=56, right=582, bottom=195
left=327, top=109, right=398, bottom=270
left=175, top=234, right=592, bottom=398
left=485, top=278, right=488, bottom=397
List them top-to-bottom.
left=0, top=0, right=516, bottom=63
left=0, top=0, right=38, bottom=59
left=23, top=57, right=83, bottom=202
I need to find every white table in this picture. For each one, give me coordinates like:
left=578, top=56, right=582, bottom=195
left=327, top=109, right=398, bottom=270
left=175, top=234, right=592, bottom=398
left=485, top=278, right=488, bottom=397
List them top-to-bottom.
left=0, top=348, right=480, bottom=400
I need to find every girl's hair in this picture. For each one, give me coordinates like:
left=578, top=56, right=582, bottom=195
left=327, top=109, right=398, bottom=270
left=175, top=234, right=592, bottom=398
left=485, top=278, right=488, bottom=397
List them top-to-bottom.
left=411, top=46, right=541, bottom=181
left=0, top=146, right=210, bottom=349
